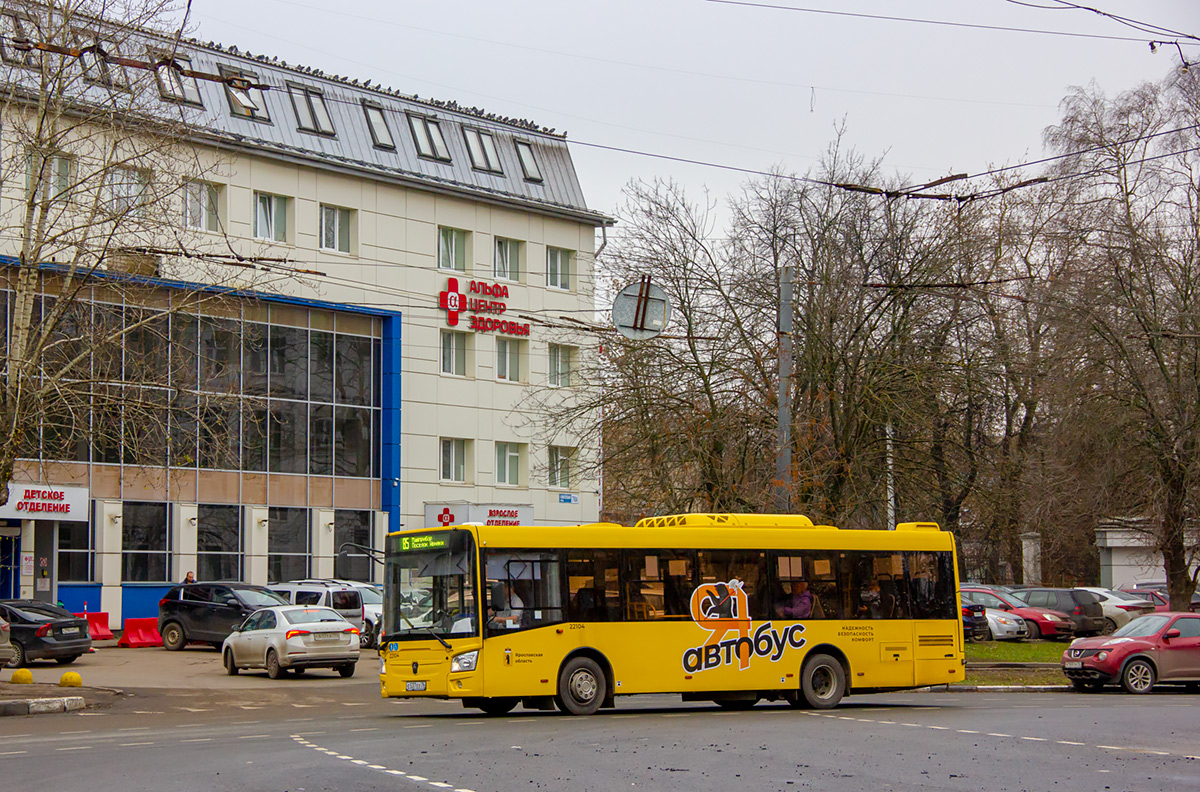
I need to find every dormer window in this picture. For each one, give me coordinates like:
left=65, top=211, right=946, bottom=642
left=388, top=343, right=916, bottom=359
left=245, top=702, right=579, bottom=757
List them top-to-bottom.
left=0, top=12, right=37, bottom=67
left=74, top=30, right=128, bottom=88
left=153, top=52, right=203, bottom=106
left=221, top=66, right=270, bottom=122
left=288, top=83, right=335, bottom=136
left=362, top=102, right=394, bottom=149
left=408, top=114, right=450, bottom=162
left=463, top=128, right=502, bottom=174
left=515, top=141, right=542, bottom=182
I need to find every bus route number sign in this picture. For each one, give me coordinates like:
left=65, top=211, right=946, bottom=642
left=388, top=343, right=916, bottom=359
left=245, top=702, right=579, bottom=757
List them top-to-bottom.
left=400, top=534, right=448, bottom=552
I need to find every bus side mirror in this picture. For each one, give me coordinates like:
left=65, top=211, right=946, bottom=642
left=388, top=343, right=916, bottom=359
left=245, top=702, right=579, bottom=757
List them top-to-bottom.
left=490, top=582, right=508, bottom=612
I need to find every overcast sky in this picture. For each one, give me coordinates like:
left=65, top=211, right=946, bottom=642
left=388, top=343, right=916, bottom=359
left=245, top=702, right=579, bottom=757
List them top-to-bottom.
left=184, top=0, right=1198, bottom=230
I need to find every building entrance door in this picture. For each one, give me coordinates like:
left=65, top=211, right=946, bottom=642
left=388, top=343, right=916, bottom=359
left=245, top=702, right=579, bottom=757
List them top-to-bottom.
left=33, top=520, right=57, bottom=603
left=0, top=532, right=18, bottom=599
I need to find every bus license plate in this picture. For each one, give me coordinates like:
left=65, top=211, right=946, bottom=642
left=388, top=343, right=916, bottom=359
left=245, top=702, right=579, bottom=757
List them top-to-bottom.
left=1064, top=661, right=1082, bottom=669
left=406, top=681, right=426, bottom=692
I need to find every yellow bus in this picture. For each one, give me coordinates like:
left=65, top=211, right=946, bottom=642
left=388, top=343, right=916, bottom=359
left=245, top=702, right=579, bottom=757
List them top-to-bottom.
left=379, top=513, right=965, bottom=715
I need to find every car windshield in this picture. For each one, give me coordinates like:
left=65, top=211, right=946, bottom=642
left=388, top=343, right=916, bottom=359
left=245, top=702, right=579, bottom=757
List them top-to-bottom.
left=385, top=530, right=477, bottom=640
left=357, top=587, right=382, bottom=605
left=237, top=589, right=289, bottom=608
left=1008, top=590, right=1030, bottom=603
left=1108, top=590, right=1152, bottom=603
left=283, top=608, right=345, bottom=624
left=1112, top=614, right=1170, bottom=637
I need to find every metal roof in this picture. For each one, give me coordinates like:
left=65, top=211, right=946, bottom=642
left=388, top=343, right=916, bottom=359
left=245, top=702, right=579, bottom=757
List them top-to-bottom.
left=173, top=43, right=611, bottom=227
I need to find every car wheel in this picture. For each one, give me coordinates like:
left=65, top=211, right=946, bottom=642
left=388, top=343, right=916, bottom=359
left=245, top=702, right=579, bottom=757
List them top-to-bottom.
left=1102, top=618, right=1117, bottom=635
left=1025, top=621, right=1041, bottom=640
left=161, top=622, right=186, bottom=651
left=360, top=622, right=374, bottom=649
left=987, top=626, right=997, bottom=641
left=7, top=641, right=26, bottom=668
left=224, top=649, right=239, bottom=676
left=266, top=649, right=283, bottom=680
left=801, top=653, right=846, bottom=710
left=55, top=655, right=79, bottom=665
left=556, top=656, right=606, bottom=715
left=1121, top=658, right=1155, bottom=694
left=337, top=663, right=356, bottom=678
left=1071, top=679, right=1103, bottom=692
left=478, top=697, right=518, bottom=716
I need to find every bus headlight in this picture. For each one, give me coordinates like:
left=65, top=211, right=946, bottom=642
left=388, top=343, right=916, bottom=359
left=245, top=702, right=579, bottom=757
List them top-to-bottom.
left=451, top=650, right=478, bottom=673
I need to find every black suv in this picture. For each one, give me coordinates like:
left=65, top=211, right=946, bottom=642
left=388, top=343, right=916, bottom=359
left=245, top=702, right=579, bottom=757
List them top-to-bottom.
left=158, top=584, right=287, bottom=650
left=1015, top=588, right=1106, bottom=636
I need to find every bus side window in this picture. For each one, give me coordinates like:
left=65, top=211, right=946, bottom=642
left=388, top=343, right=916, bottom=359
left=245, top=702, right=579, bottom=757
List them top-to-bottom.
left=566, top=549, right=620, bottom=622
left=622, top=550, right=694, bottom=620
left=698, top=550, right=768, bottom=620
left=484, top=551, right=564, bottom=632
left=905, top=551, right=956, bottom=620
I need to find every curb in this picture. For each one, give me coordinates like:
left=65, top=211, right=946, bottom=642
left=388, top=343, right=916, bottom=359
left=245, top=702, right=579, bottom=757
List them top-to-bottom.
left=966, top=662, right=1060, bottom=670
left=916, top=684, right=1071, bottom=693
left=0, top=696, right=87, bottom=716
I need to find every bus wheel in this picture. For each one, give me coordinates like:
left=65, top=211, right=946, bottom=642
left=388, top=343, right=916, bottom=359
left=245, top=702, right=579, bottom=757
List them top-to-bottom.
left=801, top=654, right=845, bottom=710
left=557, top=656, right=607, bottom=716
left=478, top=697, right=518, bottom=716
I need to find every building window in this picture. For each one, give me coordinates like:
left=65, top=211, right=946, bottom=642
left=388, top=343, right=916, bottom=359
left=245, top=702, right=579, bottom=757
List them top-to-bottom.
left=0, top=13, right=37, bottom=67
left=74, top=30, right=127, bottom=88
left=153, top=53, right=203, bottom=105
left=221, top=67, right=270, bottom=122
left=288, top=83, right=336, bottom=135
left=363, top=102, right=394, bottom=149
left=409, top=114, right=450, bottom=161
left=464, top=128, right=502, bottom=173
left=515, top=141, right=542, bottom=182
left=26, top=153, right=71, bottom=203
left=104, top=167, right=149, bottom=217
left=184, top=181, right=220, bottom=232
left=254, top=192, right=289, bottom=243
left=319, top=204, right=352, bottom=253
left=438, top=226, right=467, bottom=272
left=494, top=237, right=520, bottom=281
left=547, top=247, right=571, bottom=290
left=441, top=330, right=467, bottom=376
left=496, top=338, right=522, bottom=382
left=549, top=343, right=573, bottom=387
left=440, top=438, right=467, bottom=482
left=496, top=441, right=522, bottom=486
left=549, top=446, right=572, bottom=488
left=122, top=501, right=169, bottom=582
left=197, top=504, right=241, bottom=581
left=268, top=507, right=310, bottom=583
left=334, top=511, right=373, bottom=581
left=58, top=521, right=93, bottom=582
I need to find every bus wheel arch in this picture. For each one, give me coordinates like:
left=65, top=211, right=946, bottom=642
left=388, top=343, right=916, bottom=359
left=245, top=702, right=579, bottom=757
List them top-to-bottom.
left=796, top=645, right=849, bottom=710
left=556, top=648, right=613, bottom=715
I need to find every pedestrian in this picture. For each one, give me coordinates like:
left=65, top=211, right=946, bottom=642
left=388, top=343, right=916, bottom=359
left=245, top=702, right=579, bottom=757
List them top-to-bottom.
left=182, top=570, right=196, bottom=584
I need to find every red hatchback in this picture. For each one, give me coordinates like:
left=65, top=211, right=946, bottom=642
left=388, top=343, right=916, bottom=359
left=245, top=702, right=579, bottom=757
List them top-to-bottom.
left=960, top=586, right=1075, bottom=640
left=1061, top=612, right=1200, bottom=693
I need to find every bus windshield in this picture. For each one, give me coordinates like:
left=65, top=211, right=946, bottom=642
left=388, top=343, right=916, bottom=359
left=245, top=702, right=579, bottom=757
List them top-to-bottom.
left=386, top=530, right=478, bottom=641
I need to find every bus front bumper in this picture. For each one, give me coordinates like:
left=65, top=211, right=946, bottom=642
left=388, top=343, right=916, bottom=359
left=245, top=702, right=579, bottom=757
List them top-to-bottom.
left=379, top=647, right=482, bottom=699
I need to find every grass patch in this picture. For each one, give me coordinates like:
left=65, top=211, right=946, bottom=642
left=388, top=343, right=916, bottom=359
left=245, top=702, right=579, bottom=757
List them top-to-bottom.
left=965, top=640, right=1067, bottom=664
left=957, top=668, right=1067, bottom=686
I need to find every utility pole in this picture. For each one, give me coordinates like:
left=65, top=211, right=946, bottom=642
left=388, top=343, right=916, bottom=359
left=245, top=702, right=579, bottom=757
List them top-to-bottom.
left=775, top=255, right=793, bottom=513
left=886, top=421, right=895, bottom=529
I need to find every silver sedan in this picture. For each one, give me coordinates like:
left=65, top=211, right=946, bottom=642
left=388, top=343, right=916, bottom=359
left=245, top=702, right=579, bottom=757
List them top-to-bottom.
left=221, top=606, right=360, bottom=679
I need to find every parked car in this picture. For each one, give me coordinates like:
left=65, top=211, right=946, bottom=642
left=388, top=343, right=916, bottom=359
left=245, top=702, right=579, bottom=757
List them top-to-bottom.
left=290, top=579, right=380, bottom=648
left=268, top=581, right=364, bottom=635
left=158, top=583, right=288, bottom=651
left=1116, top=583, right=1200, bottom=612
left=960, top=585, right=1075, bottom=640
left=1076, top=587, right=1156, bottom=633
left=1011, top=588, right=1106, bottom=637
left=1123, top=589, right=1171, bottom=613
left=0, top=600, right=92, bottom=667
left=962, top=601, right=988, bottom=641
left=221, top=605, right=360, bottom=679
left=980, top=606, right=1028, bottom=641
left=1061, top=611, right=1200, bottom=693
left=0, top=613, right=16, bottom=667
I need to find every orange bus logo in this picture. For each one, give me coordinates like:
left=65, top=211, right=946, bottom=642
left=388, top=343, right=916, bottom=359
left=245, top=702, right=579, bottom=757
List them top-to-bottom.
left=682, top=580, right=806, bottom=673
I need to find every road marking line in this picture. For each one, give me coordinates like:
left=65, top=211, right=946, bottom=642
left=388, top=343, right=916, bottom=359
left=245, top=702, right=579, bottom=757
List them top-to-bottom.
left=342, top=702, right=369, bottom=706
left=292, top=703, right=319, bottom=708
left=178, top=707, right=210, bottom=712
left=856, top=719, right=877, bottom=723
left=232, top=720, right=261, bottom=724
left=456, top=722, right=483, bottom=727
left=901, top=723, right=921, bottom=727
left=403, top=724, right=431, bottom=729
left=927, top=726, right=948, bottom=730
left=118, top=727, right=150, bottom=732
left=349, top=728, right=378, bottom=732
left=61, top=729, right=90, bottom=734
left=957, top=730, right=979, bottom=734
left=294, top=731, right=327, bottom=736
left=987, top=733, right=1012, bottom=738
left=238, top=734, right=270, bottom=739
left=1021, top=737, right=1048, bottom=742
left=181, top=738, right=212, bottom=743
left=1057, top=741, right=1084, bottom=746
left=119, top=742, right=155, bottom=747
left=1097, top=745, right=1125, bottom=751
left=56, top=746, right=91, bottom=751
left=1135, top=749, right=1170, bottom=756
left=0, top=751, right=27, bottom=756
left=336, top=755, right=354, bottom=760
left=1184, top=756, right=1200, bottom=760
left=352, top=760, right=370, bottom=765
left=368, top=765, right=386, bottom=770
left=386, top=770, right=406, bottom=776
left=409, top=775, right=428, bottom=781
left=430, top=784, right=453, bottom=789
left=455, top=788, right=478, bottom=792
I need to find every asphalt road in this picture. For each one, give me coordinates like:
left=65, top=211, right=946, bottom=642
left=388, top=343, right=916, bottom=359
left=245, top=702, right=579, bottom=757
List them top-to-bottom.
left=3, top=649, right=1198, bottom=791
